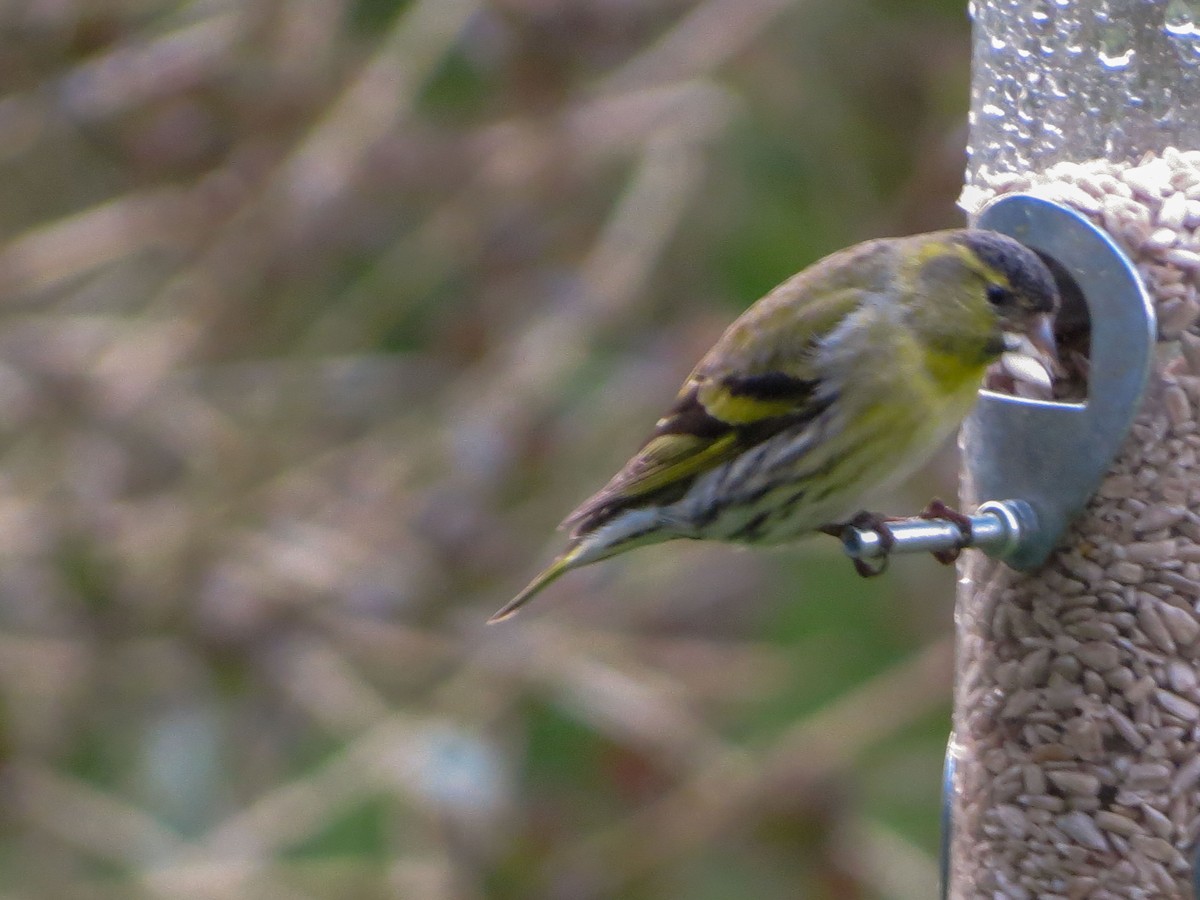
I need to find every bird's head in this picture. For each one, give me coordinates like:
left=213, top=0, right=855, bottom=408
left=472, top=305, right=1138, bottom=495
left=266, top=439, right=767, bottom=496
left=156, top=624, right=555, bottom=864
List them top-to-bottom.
left=904, top=229, right=1061, bottom=394
left=955, top=229, right=1059, bottom=364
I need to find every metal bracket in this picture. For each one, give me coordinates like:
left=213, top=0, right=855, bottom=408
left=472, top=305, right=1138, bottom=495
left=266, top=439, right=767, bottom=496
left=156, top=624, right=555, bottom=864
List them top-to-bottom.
left=843, top=194, right=1156, bottom=571
left=940, top=743, right=955, bottom=900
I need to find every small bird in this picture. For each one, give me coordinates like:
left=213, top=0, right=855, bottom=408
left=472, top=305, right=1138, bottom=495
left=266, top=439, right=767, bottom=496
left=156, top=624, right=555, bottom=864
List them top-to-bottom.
left=491, top=229, right=1059, bottom=622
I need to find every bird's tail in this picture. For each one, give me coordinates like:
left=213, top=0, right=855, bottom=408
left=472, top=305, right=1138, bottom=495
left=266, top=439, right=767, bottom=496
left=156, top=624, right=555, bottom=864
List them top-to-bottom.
left=490, top=507, right=673, bottom=622
left=488, top=544, right=586, bottom=623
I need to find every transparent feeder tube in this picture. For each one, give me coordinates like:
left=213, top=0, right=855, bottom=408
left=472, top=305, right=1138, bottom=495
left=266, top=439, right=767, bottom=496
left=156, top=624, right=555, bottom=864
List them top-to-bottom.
left=964, top=0, right=1200, bottom=186
left=952, top=2, right=1200, bottom=898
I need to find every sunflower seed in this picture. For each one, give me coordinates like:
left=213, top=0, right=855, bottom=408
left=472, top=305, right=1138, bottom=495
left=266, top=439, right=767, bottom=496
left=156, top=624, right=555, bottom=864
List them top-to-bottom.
left=955, top=153, right=1200, bottom=899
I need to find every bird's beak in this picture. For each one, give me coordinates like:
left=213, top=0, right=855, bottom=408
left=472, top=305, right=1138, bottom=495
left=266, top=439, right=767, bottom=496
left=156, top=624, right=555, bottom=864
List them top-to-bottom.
left=997, top=313, right=1060, bottom=395
left=1003, top=313, right=1059, bottom=366
left=1027, top=313, right=1059, bottom=367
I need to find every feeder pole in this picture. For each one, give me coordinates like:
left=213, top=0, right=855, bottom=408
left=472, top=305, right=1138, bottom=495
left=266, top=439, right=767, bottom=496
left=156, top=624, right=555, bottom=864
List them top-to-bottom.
left=951, top=1, right=1200, bottom=898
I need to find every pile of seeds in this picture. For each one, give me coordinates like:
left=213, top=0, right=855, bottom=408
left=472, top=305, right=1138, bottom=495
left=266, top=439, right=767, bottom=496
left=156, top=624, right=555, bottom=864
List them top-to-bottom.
left=952, top=149, right=1200, bottom=899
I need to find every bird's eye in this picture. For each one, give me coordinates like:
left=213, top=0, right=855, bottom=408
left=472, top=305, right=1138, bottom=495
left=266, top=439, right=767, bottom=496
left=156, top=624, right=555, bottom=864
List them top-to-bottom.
left=986, top=284, right=1010, bottom=306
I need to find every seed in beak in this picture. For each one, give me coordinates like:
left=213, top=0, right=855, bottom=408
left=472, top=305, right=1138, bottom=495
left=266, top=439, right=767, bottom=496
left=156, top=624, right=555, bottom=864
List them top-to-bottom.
left=999, top=350, right=1053, bottom=392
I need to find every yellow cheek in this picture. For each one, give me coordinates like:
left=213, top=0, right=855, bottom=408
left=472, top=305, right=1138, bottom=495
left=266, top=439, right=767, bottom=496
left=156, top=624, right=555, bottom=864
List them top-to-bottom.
left=923, top=349, right=991, bottom=394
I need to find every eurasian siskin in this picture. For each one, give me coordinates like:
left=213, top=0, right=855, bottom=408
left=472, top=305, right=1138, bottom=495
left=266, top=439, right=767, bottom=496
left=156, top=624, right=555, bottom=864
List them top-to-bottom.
left=492, top=229, right=1059, bottom=622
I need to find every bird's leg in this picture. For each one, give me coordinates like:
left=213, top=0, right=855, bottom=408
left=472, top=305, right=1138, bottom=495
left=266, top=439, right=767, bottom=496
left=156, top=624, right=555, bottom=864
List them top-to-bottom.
left=918, top=498, right=973, bottom=565
left=822, top=511, right=898, bottom=578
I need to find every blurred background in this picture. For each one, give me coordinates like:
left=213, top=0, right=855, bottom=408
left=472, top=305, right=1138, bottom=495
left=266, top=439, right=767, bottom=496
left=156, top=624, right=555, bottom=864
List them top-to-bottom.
left=0, top=0, right=977, bottom=897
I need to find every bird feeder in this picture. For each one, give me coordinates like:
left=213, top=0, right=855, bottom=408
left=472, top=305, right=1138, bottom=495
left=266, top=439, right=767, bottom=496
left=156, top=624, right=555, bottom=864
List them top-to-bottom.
left=948, top=1, right=1200, bottom=897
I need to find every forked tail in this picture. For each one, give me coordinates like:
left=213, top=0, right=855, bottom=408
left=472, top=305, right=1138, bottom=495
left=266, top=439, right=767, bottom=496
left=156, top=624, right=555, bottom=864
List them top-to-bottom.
left=489, top=507, right=672, bottom=622
left=488, top=544, right=585, bottom=623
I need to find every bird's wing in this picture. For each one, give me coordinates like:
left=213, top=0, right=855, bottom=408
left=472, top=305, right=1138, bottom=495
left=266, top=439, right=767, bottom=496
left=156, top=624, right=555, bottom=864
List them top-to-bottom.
left=562, top=275, right=876, bottom=536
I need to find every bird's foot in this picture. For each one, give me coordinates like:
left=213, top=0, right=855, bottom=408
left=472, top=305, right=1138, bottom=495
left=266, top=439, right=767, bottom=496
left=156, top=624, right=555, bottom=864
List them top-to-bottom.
left=918, top=498, right=973, bottom=565
left=823, top=511, right=898, bottom=578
